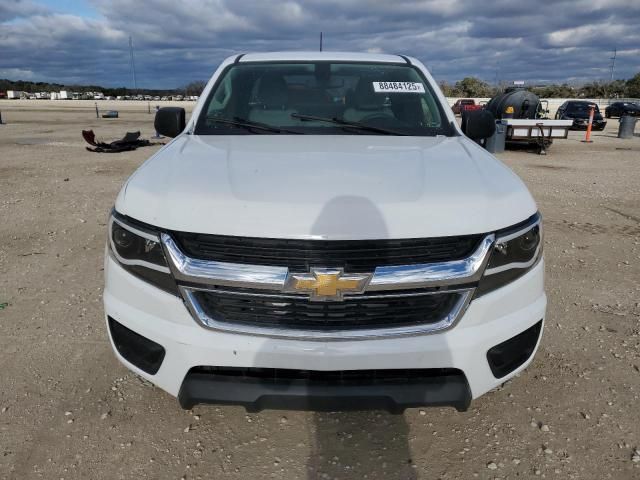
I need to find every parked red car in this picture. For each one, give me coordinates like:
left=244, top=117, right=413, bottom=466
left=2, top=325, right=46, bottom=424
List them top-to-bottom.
left=452, top=98, right=482, bottom=115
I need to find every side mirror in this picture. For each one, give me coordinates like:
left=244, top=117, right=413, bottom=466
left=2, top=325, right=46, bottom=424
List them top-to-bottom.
left=154, top=107, right=186, bottom=138
left=461, top=110, right=496, bottom=140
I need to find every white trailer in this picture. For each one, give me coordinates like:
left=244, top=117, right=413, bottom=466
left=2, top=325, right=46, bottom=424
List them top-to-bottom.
left=6, top=90, right=25, bottom=99
left=59, top=90, right=70, bottom=100
left=501, top=119, right=574, bottom=155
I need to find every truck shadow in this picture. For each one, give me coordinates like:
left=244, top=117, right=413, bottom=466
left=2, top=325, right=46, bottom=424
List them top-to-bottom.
left=250, top=195, right=454, bottom=479
left=304, top=196, right=418, bottom=479
left=306, top=411, right=417, bottom=479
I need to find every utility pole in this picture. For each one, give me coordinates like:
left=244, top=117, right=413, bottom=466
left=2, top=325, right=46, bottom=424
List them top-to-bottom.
left=319, top=32, right=323, bottom=52
left=129, top=36, right=138, bottom=91
left=609, top=48, right=617, bottom=82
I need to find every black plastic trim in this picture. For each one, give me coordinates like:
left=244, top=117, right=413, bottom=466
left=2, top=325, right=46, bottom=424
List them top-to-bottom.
left=234, top=53, right=245, bottom=64
left=398, top=54, right=411, bottom=65
left=494, top=211, right=541, bottom=238
left=108, top=317, right=165, bottom=375
left=487, top=320, right=543, bottom=378
left=178, top=367, right=471, bottom=413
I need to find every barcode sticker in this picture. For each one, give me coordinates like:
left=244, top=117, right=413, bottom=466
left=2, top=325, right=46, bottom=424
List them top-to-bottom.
left=372, top=82, right=425, bottom=93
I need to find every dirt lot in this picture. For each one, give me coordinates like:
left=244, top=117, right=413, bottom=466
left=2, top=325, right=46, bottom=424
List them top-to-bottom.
left=0, top=100, right=639, bottom=480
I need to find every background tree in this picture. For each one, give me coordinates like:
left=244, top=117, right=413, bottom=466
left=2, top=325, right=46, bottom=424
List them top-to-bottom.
left=2, top=72, right=639, bottom=99
left=626, top=73, right=640, bottom=98
left=454, top=77, right=494, bottom=97
left=605, top=79, right=627, bottom=98
left=184, top=81, right=207, bottom=96
left=438, top=81, right=456, bottom=97
left=579, top=81, right=609, bottom=98
left=531, top=83, right=577, bottom=98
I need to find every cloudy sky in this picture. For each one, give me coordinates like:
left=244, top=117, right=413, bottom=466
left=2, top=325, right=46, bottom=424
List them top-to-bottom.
left=1, top=0, right=639, bottom=88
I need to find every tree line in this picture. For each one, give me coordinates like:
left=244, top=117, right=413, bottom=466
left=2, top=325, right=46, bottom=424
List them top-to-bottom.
left=440, top=72, right=640, bottom=98
left=3, top=73, right=639, bottom=99
left=0, top=79, right=207, bottom=97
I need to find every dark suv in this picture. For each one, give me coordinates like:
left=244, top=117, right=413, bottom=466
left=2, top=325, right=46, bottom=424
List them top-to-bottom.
left=555, top=101, right=606, bottom=130
left=605, top=102, right=640, bottom=118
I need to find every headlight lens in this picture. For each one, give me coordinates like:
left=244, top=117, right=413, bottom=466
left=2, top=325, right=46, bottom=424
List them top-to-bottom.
left=108, top=212, right=178, bottom=295
left=476, top=213, right=542, bottom=296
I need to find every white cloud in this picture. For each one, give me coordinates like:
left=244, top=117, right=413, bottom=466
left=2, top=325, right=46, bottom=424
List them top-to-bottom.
left=0, top=0, right=638, bottom=87
left=0, top=67, right=35, bottom=79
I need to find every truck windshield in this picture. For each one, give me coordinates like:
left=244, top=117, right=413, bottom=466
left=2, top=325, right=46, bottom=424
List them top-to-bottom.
left=195, top=62, right=452, bottom=136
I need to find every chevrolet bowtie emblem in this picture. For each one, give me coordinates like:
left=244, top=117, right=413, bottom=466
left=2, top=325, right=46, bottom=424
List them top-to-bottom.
left=284, top=268, right=371, bottom=301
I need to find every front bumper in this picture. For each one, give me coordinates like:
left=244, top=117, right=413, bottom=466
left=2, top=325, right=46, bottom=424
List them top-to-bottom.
left=570, top=119, right=606, bottom=130
left=104, top=256, right=546, bottom=410
left=177, top=366, right=472, bottom=413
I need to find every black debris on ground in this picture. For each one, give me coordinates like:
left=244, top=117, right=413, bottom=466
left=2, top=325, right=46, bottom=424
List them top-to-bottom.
left=82, top=130, right=164, bottom=153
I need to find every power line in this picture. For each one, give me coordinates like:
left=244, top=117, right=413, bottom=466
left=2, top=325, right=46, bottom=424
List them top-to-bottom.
left=129, top=36, right=138, bottom=90
left=609, top=48, right=617, bottom=82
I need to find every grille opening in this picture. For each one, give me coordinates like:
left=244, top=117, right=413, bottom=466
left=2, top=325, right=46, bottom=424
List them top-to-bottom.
left=171, top=232, right=482, bottom=272
left=191, top=288, right=464, bottom=331
left=190, top=366, right=464, bottom=384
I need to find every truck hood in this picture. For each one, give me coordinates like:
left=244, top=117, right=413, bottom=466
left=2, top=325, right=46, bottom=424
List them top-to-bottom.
left=116, top=135, right=537, bottom=239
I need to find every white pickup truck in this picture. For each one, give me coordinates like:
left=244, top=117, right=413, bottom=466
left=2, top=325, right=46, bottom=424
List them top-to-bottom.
left=104, top=52, right=545, bottom=413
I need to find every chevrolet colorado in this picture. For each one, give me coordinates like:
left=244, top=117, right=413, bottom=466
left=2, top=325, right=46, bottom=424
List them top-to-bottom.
left=104, top=52, right=545, bottom=412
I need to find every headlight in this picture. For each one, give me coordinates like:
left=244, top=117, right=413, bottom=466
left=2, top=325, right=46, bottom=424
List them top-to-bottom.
left=108, top=211, right=178, bottom=295
left=476, top=213, right=542, bottom=296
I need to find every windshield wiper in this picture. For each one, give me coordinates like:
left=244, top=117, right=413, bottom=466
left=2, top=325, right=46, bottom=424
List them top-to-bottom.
left=290, top=113, right=408, bottom=136
left=206, top=116, right=303, bottom=134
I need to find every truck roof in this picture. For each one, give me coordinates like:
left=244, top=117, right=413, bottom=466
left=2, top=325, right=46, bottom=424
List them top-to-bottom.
left=237, top=51, right=412, bottom=64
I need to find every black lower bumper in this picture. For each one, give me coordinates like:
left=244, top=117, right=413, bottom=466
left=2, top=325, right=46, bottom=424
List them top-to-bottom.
left=570, top=121, right=606, bottom=130
left=178, top=367, right=471, bottom=413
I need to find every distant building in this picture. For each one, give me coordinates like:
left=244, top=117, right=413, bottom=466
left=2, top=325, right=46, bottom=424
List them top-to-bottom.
left=7, top=90, right=26, bottom=99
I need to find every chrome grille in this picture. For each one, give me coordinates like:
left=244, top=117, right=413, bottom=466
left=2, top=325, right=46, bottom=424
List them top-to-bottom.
left=170, top=231, right=482, bottom=272
left=161, top=232, right=495, bottom=340
left=180, top=286, right=474, bottom=340
left=191, top=287, right=464, bottom=330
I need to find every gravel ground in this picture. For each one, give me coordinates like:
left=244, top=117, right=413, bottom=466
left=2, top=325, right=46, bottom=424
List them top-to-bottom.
left=0, top=100, right=639, bottom=480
